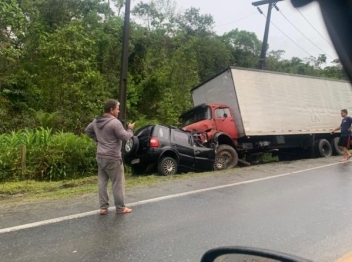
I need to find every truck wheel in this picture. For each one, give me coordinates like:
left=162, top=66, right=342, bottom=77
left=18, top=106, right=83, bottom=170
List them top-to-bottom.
left=331, top=137, right=343, bottom=155
left=315, top=139, right=332, bottom=158
left=216, top=145, right=238, bottom=168
left=158, top=157, right=178, bottom=176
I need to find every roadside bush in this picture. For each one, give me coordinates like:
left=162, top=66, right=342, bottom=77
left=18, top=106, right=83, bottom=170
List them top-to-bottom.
left=0, top=128, right=97, bottom=182
left=28, top=133, right=96, bottom=181
left=0, top=146, right=20, bottom=181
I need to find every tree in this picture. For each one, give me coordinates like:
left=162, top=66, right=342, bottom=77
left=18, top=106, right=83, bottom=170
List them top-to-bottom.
left=0, top=0, right=25, bottom=84
left=132, top=0, right=177, bottom=34
left=176, top=7, right=214, bottom=37
left=221, top=29, right=262, bottom=68
left=191, top=36, right=234, bottom=81
left=265, top=50, right=285, bottom=71
left=321, top=59, right=346, bottom=80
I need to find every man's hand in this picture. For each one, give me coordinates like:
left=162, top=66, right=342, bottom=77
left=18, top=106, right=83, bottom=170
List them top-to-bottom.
left=128, top=122, right=135, bottom=130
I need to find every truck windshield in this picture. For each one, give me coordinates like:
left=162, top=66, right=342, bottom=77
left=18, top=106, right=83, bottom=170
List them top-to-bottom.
left=180, top=106, right=211, bottom=126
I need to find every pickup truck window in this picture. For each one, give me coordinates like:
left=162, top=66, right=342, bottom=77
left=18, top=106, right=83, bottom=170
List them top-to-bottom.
left=215, top=108, right=231, bottom=118
left=136, top=126, right=152, bottom=137
left=153, top=126, right=170, bottom=140
left=173, top=131, right=192, bottom=146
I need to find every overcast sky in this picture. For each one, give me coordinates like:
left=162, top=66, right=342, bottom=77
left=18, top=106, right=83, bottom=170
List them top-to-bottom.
left=132, top=0, right=338, bottom=63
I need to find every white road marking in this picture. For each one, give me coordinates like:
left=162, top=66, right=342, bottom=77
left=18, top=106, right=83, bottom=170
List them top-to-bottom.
left=0, top=162, right=341, bottom=234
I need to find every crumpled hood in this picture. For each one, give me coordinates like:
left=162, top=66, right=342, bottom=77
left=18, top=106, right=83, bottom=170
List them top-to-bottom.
left=95, top=115, right=115, bottom=129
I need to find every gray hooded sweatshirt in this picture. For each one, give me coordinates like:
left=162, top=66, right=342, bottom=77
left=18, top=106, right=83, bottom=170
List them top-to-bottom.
left=85, top=115, right=133, bottom=160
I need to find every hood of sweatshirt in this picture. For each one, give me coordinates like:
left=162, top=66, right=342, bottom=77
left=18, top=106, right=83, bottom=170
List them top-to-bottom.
left=95, top=115, right=116, bottom=129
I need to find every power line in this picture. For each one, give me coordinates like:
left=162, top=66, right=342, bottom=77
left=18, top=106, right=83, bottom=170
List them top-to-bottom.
left=296, top=8, right=334, bottom=48
left=277, top=9, right=334, bottom=59
left=214, top=12, right=257, bottom=27
left=261, top=12, right=314, bottom=58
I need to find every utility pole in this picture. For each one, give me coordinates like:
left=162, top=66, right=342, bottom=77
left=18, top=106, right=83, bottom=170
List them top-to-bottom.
left=119, top=0, right=131, bottom=127
left=252, top=0, right=282, bottom=70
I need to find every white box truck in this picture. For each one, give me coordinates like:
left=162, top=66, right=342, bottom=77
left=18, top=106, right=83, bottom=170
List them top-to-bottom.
left=180, top=67, right=352, bottom=168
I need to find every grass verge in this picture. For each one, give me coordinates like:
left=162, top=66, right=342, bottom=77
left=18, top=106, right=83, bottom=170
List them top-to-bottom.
left=0, top=154, right=279, bottom=204
left=0, top=171, right=217, bottom=204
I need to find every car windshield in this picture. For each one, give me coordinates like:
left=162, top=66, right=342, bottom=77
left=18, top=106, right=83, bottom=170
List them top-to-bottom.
left=180, top=106, right=211, bottom=126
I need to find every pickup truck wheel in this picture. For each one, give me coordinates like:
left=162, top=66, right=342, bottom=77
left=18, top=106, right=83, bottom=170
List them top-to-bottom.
left=331, top=137, right=343, bottom=155
left=315, top=139, right=332, bottom=158
left=216, top=145, right=238, bottom=168
left=158, top=157, right=178, bottom=176
left=214, top=157, right=227, bottom=170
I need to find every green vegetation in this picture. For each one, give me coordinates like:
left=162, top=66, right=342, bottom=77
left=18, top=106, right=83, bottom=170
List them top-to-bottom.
left=0, top=0, right=345, bottom=184
left=0, top=128, right=96, bottom=181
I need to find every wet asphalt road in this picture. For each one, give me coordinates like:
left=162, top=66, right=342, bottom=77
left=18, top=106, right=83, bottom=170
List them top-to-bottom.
left=1, top=163, right=352, bottom=262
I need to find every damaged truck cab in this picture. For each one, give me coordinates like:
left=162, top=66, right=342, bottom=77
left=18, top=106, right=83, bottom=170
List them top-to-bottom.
left=180, top=104, right=240, bottom=168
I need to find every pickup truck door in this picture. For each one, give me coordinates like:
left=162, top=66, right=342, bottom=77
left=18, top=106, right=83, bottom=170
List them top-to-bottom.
left=214, top=107, right=238, bottom=139
left=171, top=130, right=195, bottom=169
left=193, top=143, right=215, bottom=171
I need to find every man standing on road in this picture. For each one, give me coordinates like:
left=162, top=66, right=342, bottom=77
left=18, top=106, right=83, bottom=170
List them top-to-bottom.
left=85, top=99, right=135, bottom=215
left=332, top=109, right=352, bottom=162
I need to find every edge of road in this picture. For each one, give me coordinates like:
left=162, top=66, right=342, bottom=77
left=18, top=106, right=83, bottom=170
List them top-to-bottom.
left=0, top=157, right=346, bottom=234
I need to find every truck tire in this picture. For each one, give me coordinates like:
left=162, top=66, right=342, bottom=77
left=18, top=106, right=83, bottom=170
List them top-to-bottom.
left=331, top=137, right=343, bottom=155
left=315, top=139, right=332, bottom=158
left=216, top=145, right=238, bottom=168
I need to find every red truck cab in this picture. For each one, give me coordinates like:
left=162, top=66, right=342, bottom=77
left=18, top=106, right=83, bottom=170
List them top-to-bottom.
left=180, top=103, right=239, bottom=155
left=181, top=103, right=238, bottom=140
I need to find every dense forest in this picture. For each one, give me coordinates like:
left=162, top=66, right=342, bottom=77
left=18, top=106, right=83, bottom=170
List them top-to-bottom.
left=0, top=0, right=346, bottom=134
